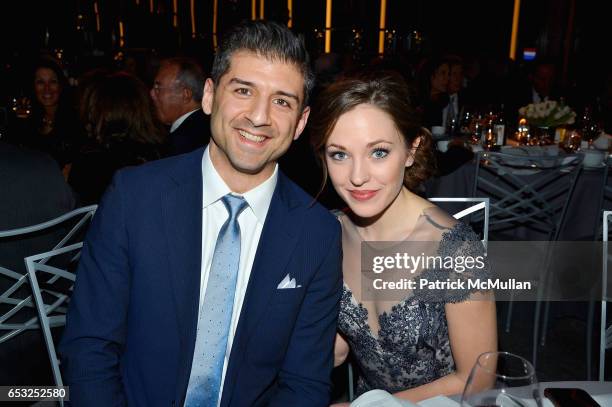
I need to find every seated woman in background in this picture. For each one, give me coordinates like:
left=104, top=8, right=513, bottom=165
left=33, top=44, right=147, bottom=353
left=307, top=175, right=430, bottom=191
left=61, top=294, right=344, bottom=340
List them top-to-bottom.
left=16, top=58, right=80, bottom=175
left=68, top=71, right=165, bottom=205
left=309, top=73, right=497, bottom=404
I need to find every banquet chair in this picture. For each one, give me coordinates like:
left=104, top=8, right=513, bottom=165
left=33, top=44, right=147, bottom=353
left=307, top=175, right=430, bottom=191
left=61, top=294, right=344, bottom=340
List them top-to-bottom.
left=471, top=151, right=583, bottom=370
left=471, top=151, right=582, bottom=240
left=582, top=165, right=610, bottom=380
left=428, top=197, right=490, bottom=250
left=342, top=198, right=490, bottom=402
left=0, top=205, right=97, bottom=391
left=599, top=210, right=612, bottom=381
left=25, top=242, right=84, bottom=400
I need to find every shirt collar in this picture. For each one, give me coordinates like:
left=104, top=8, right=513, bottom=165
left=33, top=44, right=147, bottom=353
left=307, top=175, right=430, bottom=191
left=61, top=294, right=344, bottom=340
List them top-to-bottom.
left=170, top=108, right=200, bottom=133
left=201, top=145, right=278, bottom=225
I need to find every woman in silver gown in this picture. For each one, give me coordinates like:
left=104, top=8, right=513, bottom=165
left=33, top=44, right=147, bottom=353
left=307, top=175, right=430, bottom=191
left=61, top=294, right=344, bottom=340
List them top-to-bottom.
left=309, top=73, right=497, bottom=405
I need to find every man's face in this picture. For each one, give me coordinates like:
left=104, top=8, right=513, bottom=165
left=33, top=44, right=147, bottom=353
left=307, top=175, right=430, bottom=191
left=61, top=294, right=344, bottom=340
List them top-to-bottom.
left=203, top=51, right=310, bottom=190
left=150, top=64, right=184, bottom=125
left=449, top=64, right=463, bottom=94
left=532, top=64, right=555, bottom=97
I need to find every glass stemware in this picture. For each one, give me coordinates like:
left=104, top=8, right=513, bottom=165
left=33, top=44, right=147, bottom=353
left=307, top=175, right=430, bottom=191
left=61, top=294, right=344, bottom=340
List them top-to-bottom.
left=461, top=351, right=542, bottom=407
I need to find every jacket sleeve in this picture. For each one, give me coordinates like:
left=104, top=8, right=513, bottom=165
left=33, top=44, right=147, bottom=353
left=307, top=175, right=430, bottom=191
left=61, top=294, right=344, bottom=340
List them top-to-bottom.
left=59, top=172, right=130, bottom=407
left=268, top=221, right=343, bottom=407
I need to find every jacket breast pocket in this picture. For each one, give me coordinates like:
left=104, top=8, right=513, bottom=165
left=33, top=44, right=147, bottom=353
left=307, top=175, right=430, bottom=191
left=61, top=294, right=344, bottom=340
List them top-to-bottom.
left=269, top=287, right=304, bottom=305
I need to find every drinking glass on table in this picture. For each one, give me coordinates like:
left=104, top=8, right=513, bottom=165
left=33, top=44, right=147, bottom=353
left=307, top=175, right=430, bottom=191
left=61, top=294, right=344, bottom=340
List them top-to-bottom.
left=461, top=351, right=542, bottom=407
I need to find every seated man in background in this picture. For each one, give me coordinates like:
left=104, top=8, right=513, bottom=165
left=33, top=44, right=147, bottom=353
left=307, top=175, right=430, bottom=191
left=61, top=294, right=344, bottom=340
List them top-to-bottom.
left=151, top=57, right=211, bottom=156
left=0, top=141, right=75, bottom=386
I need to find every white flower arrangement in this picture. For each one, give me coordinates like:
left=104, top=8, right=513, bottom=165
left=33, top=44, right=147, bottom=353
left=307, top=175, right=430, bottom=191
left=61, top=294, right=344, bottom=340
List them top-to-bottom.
left=518, top=100, right=576, bottom=127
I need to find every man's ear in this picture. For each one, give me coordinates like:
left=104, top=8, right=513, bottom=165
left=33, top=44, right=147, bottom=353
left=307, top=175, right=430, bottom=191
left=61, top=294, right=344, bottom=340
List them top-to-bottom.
left=202, top=78, right=215, bottom=115
left=182, top=87, right=193, bottom=104
left=293, top=106, right=310, bottom=141
left=405, top=136, right=422, bottom=167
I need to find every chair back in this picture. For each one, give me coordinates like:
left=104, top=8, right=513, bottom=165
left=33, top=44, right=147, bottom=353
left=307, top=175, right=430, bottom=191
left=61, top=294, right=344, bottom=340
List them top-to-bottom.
left=472, top=151, right=582, bottom=240
left=428, top=197, right=489, bottom=250
left=0, top=205, right=96, bottom=346
left=600, top=210, right=612, bottom=381
left=25, top=242, right=86, bottom=394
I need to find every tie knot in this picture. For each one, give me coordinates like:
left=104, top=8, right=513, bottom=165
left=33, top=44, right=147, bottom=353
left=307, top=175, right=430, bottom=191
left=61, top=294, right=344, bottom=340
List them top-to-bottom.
left=221, top=194, right=248, bottom=220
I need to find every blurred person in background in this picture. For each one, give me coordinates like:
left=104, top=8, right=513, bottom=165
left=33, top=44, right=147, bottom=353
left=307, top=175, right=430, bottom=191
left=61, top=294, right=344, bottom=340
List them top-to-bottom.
left=150, top=57, right=210, bottom=156
left=417, top=57, right=450, bottom=129
left=12, top=58, right=80, bottom=176
left=68, top=71, right=165, bottom=205
left=0, top=141, right=76, bottom=386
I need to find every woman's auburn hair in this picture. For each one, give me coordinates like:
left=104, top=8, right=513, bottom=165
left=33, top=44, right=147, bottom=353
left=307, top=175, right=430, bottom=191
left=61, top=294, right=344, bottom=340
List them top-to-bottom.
left=309, top=71, right=434, bottom=193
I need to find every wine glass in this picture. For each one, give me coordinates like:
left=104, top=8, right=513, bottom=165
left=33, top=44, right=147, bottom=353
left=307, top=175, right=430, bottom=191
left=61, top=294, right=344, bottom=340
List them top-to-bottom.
left=461, top=351, right=542, bottom=407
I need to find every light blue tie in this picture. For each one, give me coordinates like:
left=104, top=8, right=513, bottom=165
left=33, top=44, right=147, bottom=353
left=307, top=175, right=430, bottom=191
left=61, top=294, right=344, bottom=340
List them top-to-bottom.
left=185, top=194, right=248, bottom=407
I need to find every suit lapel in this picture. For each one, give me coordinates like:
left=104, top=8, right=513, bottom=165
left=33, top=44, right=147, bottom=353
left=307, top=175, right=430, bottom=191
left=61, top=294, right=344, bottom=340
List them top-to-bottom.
left=160, top=149, right=204, bottom=403
left=220, top=174, right=304, bottom=406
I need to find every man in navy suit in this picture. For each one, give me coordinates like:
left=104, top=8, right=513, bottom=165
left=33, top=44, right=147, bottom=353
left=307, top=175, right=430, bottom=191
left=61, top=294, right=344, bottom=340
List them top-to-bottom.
left=60, top=21, right=342, bottom=407
left=151, top=57, right=211, bottom=156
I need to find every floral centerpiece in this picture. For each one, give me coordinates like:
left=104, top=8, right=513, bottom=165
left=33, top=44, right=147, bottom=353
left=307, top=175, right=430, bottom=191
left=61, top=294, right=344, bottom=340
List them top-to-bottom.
left=518, top=100, right=576, bottom=127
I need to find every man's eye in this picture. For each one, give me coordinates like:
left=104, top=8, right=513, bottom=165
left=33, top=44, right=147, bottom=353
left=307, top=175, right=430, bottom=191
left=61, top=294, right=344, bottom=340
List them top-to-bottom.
left=235, top=88, right=251, bottom=96
left=274, top=98, right=290, bottom=107
left=372, top=149, right=389, bottom=159
left=328, top=151, right=347, bottom=161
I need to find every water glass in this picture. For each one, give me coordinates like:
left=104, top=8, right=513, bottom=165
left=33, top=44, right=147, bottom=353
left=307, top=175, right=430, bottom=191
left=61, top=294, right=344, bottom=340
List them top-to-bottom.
left=461, top=351, right=542, bottom=407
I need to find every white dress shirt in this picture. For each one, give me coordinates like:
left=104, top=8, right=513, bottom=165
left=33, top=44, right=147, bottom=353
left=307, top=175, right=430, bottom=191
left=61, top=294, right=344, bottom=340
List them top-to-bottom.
left=532, top=87, right=548, bottom=104
left=442, top=93, right=458, bottom=129
left=170, top=109, right=200, bottom=133
left=188, top=145, right=277, bottom=404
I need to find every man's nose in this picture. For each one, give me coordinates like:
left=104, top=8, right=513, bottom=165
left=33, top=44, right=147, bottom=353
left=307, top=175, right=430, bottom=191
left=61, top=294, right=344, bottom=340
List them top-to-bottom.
left=245, top=97, right=271, bottom=127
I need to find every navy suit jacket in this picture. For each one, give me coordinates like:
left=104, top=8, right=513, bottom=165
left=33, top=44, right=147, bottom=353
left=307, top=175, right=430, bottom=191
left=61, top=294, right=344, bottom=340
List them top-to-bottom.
left=167, top=109, right=211, bottom=156
left=59, top=148, right=343, bottom=406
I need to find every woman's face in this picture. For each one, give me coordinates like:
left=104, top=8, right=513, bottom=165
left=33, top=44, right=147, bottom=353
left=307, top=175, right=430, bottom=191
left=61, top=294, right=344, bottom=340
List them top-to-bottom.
left=430, top=63, right=450, bottom=95
left=34, top=67, right=61, bottom=108
left=325, top=104, right=414, bottom=219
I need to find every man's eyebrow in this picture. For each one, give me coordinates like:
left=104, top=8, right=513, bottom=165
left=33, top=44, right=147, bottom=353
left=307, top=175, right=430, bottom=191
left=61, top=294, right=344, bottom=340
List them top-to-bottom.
left=228, top=77, right=300, bottom=104
left=228, top=77, right=255, bottom=87
left=275, top=90, right=300, bottom=104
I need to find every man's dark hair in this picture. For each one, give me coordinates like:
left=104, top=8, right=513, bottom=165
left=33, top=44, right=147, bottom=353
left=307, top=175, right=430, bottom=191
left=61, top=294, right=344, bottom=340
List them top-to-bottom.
left=211, top=20, right=315, bottom=107
left=162, top=57, right=205, bottom=102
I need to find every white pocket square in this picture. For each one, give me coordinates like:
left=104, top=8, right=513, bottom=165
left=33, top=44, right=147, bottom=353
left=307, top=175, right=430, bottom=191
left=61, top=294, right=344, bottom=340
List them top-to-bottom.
left=277, top=273, right=301, bottom=289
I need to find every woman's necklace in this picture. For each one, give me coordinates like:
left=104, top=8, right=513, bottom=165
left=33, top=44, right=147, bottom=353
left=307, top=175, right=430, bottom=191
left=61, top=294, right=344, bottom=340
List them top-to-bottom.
left=42, top=116, right=54, bottom=127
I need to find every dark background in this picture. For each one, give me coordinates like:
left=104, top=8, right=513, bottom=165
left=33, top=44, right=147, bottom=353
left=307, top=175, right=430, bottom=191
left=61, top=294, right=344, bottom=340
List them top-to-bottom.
left=0, top=0, right=608, bottom=80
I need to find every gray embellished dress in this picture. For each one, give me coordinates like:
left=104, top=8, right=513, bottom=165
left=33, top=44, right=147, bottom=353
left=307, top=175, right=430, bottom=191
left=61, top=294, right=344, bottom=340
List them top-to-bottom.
left=336, top=207, right=490, bottom=396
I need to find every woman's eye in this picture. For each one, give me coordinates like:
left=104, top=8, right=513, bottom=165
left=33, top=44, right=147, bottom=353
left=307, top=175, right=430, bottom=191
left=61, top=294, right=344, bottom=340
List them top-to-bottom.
left=372, top=149, right=389, bottom=159
left=328, top=151, right=347, bottom=161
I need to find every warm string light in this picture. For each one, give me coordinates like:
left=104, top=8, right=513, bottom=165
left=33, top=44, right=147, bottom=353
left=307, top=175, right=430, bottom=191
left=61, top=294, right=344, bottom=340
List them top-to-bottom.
left=172, top=0, right=178, bottom=27
left=190, top=0, right=196, bottom=38
left=213, top=0, right=219, bottom=50
left=252, top=0, right=257, bottom=20
left=260, top=0, right=265, bottom=20
left=287, top=0, right=293, bottom=28
left=325, top=0, right=332, bottom=53
left=378, top=0, right=387, bottom=55
left=509, top=0, right=521, bottom=60
left=94, top=1, right=101, bottom=32
left=119, top=21, right=125, bottom=47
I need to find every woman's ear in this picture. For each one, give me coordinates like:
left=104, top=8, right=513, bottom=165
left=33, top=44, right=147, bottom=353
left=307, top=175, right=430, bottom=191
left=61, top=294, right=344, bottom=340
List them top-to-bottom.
left=405, top=136, right=422, bottom=167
